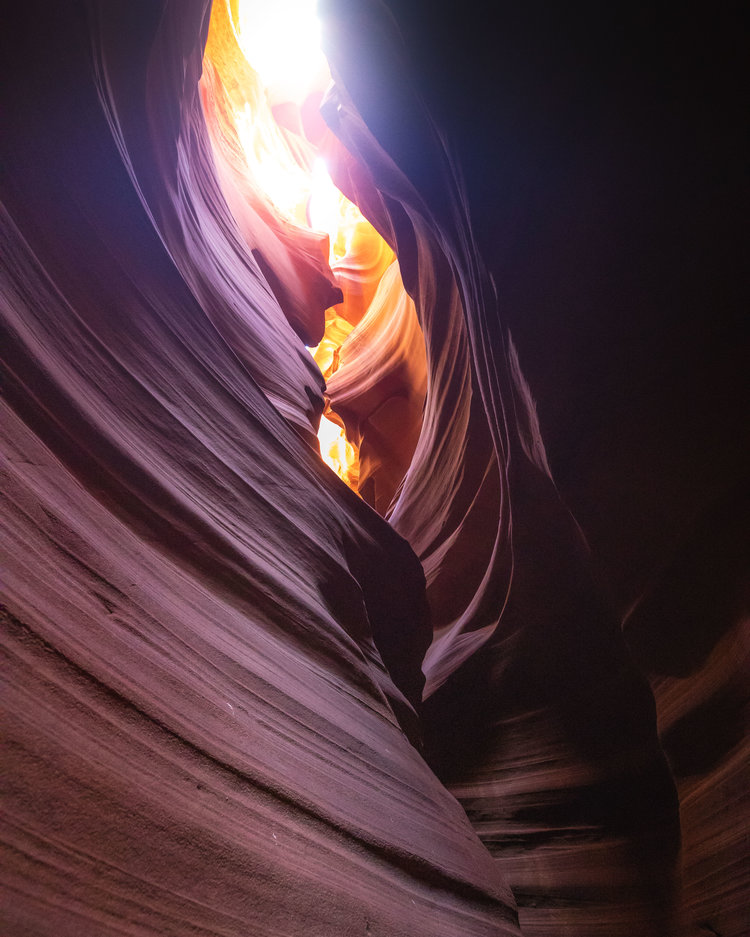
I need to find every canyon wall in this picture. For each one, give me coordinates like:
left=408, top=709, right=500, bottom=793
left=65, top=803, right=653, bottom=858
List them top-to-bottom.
left=2, top=2, right=746, bottom=936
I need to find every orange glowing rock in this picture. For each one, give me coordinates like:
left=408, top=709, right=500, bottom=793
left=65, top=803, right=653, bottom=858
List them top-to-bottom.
left=200, top=0, right=339, bottom=347
left=202, top=0, right=424, bottom=498
left=332, top=218, right=395, bottom=327
left=327, top=260, right=427, bottom=513
left=317, top=412, right=360, bottom=491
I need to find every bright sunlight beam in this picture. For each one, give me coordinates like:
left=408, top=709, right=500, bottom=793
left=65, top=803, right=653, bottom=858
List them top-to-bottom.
left=237, top=0, right=328, bottom=106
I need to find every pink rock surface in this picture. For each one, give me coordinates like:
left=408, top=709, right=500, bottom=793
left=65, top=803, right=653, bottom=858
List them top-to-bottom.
left=2, top=1, right=746, bottom=936
left=1, top=2, right=519, bottom=934
left=320, top=6, right=679, bottom=934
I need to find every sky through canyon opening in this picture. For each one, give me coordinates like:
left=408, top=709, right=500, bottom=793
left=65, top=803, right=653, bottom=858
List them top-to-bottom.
left=202, top=0, right=427, bottom=512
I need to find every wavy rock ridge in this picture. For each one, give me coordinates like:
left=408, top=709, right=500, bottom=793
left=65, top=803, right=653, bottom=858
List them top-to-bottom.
left=2, top=1, right=747, bottom=936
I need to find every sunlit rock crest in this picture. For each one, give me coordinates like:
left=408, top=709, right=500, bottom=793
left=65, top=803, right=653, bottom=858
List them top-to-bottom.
left=1, top=2, right=746, bottom=936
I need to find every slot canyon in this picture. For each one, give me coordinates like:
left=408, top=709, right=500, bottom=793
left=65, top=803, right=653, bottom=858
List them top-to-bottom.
left=1, top=1, right=747, bottom=935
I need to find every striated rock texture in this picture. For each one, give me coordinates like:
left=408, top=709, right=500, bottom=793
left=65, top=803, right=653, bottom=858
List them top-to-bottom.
left=1, top=2, right=520, bottom=935
left=2, top=2, right=747, bottom=937
left=342, top=2, right=747, bottom=934
left=319, top=4, right=680, bottom=934
left=326, top=258, right=426, bottom=514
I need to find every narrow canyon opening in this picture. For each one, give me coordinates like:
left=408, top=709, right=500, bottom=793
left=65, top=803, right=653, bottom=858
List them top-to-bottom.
left=201, top=0, right=427, bottom=514
left=2, top=1, right=745, bottom=935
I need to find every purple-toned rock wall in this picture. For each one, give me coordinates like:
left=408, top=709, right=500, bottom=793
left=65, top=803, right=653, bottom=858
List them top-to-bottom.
left=2, top=2, right=746, bottom=935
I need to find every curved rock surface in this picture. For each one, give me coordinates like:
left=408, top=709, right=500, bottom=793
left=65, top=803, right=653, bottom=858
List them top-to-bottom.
left=2, top=1, right=747, bottom=936
left=321, top=1, right=746, bottom=934
left=1, top=2, right=520, bottom=934
left=320, top=5, right=679, bottom=934
left=326, top=259, right=426, bottom=513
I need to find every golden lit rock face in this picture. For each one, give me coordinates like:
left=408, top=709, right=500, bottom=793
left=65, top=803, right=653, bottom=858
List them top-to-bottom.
left=200, top=0, right=337, bottom=350
left=201, top=0, right=422, bottom=501
left=4, top=3, right=744, bottom=936
left=3, top=5, right=519, bottom=934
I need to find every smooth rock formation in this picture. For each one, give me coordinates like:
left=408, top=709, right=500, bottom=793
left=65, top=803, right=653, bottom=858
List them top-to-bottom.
left=2, top=1, right=747, bottom=936
left=1, top=3, right=520, bottom=934
left=319, top=5, right=680, bottom=933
